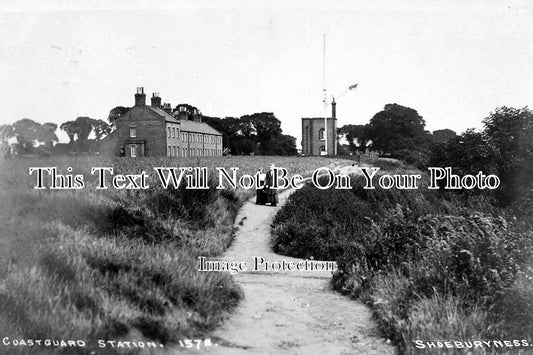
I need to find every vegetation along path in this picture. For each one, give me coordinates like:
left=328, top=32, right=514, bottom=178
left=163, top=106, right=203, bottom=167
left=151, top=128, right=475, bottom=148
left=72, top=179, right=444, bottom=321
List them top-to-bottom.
left=188, top=165, right=396, bottom=355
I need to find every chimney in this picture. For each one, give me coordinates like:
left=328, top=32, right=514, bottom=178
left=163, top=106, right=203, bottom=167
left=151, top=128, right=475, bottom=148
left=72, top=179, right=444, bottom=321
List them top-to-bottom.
left=135, top=87, right=146, bottom=106
left=151, top=92, right=162, bottom=108
left=331, top=97, right=336, bottom=119
left=162, top=103, right=172, bottom=114
left=192, top=108, right=202, bottom=123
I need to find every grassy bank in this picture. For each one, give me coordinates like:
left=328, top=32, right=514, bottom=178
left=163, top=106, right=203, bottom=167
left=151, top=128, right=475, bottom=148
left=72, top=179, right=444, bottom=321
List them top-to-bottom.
left=0, top=155, right=346, bottom=354
left=271, top=162, right=533, bottom=353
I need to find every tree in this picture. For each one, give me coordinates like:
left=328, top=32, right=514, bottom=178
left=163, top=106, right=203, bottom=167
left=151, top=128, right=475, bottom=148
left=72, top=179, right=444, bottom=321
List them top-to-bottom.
left=173, top=103, right=200, bottom=116
left=367, top=103, right=428, bottom=155
left=107, top=106, right=130, bottom=129
left=429, top=106, right=533, bottom=206
left=482, top=106, right=533, bottom=204
left=189, top=109, right=294, bottom=156
left=241, top=112, right=283, bottom=155
left=203, top=115, right=240, bottom=151
left=236, top=115, right=256, bottom=138
left=60, top=116, right=108, bottom=152
left=60, top=117, right=92, bottom=145
left=74, top=117, right=95, bottom=142
left=11, top=119, right=46, bottom=152
left=92, top=119, right=111, bottom=141
left=60, top=121, right=77, bottom=143
left=41, top=122, right=59, bottom=147
left=0, top=124, right=14, bottom=143
left=0, top=124, right=14, bottom=157
left=338, top=124, right=370, bottom=153
left=430, top=129, right=496, bottom=176
left=432, top=129, right=457, bottom=144
left=268, top=134, right=298, bottom=155
left=231, top=137, right=257, bottom=155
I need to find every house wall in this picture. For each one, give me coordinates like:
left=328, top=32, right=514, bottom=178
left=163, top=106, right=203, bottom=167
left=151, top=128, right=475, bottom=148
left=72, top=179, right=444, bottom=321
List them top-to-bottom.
left=112, top=89, right=224, bottom=158
left=115, top=106, right=166, bottom=157
left=301, top=118, right=337, bottom=155
left=165, top=122, right=181, bottom=157
left=179, top=132, right=223, bottom=157
left=203, top=134, right=222, bottom=156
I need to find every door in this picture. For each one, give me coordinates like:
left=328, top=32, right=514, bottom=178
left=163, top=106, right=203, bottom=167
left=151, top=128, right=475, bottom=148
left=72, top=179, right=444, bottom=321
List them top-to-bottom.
left=130, top=144, right=137, bottom=158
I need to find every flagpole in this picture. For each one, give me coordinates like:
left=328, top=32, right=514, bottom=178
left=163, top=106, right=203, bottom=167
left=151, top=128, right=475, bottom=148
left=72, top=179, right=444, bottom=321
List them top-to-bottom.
left=323, top=34, right=328, bottom=155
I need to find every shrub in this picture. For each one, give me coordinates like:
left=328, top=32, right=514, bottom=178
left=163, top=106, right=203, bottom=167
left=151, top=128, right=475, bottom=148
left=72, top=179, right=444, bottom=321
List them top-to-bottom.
left=272, top=168, right=533, bottom=351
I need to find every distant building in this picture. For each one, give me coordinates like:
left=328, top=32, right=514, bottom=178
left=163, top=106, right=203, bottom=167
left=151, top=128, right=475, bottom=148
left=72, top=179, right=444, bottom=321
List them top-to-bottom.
left=110, top=88, right=223, bottom=158
left=301, top=100, right=337, bottom=155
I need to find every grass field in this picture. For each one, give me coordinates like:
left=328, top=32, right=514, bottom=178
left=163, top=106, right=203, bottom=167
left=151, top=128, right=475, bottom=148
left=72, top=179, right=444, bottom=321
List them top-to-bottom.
left=0, top=154, right=349, bottom=354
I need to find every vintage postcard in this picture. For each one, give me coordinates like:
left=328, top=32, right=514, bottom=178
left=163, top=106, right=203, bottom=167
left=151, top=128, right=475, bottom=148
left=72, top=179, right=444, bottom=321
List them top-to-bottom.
left=0, top=1, right=532, bottom=354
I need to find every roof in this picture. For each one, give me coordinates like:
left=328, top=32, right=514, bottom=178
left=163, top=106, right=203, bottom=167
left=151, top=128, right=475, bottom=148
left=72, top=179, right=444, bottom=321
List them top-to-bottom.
left=120, top=105, right=221, bottom=135
left=147, top=106, right=180, bottom=123
left=301, top=117, right=336, bottom=120
left=180, top=120, right=222, bottom=135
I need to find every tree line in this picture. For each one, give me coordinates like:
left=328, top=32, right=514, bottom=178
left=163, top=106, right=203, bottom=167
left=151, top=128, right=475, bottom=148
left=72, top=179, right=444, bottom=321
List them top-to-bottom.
left=338, top=103, right=533, bottom=206
left=0, top=104, right=298, bottom=156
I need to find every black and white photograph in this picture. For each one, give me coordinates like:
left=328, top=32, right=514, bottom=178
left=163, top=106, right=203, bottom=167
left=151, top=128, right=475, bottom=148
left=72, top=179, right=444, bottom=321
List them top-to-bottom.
left=1, top=1, right=532, bottom=354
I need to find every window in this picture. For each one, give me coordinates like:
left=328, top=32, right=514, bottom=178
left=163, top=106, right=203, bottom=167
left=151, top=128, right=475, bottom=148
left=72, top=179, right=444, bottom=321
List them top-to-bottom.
left=129, top=127, right=136, bottom=138
left=168, top=127, right=171, bottom=138
left=173, top=127, right=176, bottom=138
left=319, top=128, right=325, bottom=141
left=131, top=144, right=137, bottom=158
left=168, top=145, right=171, bottom=157
left=319, top=145, right=326, bottom=156
left=183, top=148, right=186, bottom=157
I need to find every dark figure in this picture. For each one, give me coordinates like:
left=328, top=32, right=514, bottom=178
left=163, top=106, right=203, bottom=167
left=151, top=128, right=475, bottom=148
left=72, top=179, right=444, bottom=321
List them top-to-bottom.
left=119, top=146, right=125, bottom=157
left=264, top=164, right=279, bottom=207
left=255, top=168, right=267, bottom=205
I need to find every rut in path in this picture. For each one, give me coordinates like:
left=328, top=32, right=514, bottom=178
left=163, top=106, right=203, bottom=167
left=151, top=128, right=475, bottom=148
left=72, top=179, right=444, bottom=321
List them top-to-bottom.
left=199, top=173, right=397, bottom=355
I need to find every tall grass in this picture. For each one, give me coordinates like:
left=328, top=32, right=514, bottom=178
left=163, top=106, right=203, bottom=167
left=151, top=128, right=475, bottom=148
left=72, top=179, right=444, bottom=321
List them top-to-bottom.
left=0, top=155, right=349, bottom=354
left=271, top=167, right=533, bottom=354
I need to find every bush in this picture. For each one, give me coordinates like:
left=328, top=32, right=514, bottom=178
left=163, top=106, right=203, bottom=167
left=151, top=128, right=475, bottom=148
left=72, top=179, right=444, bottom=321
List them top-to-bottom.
left=272, top=169, right=533, bottom=351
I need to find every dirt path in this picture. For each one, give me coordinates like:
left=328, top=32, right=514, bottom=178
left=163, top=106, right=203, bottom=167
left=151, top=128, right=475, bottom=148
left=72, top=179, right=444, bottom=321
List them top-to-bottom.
left=191, top=165, right=396, bottom=355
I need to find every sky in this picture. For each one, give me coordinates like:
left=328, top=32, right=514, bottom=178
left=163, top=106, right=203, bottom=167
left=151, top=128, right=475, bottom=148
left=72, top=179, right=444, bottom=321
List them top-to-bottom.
left=1, top=0, right=532, bottom=145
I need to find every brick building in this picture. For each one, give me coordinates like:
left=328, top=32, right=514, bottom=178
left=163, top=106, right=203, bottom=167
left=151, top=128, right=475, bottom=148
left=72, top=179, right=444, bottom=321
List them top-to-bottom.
left=111, top=88, right=223, bottom=158
left=301, top=100, right=337, bottom=155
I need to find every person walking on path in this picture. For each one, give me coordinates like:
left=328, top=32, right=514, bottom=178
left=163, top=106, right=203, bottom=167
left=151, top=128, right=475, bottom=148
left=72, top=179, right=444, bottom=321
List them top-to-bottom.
left=264, top=163, right=279, bottom=207
left=255, top=168, right=267, bottom=205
